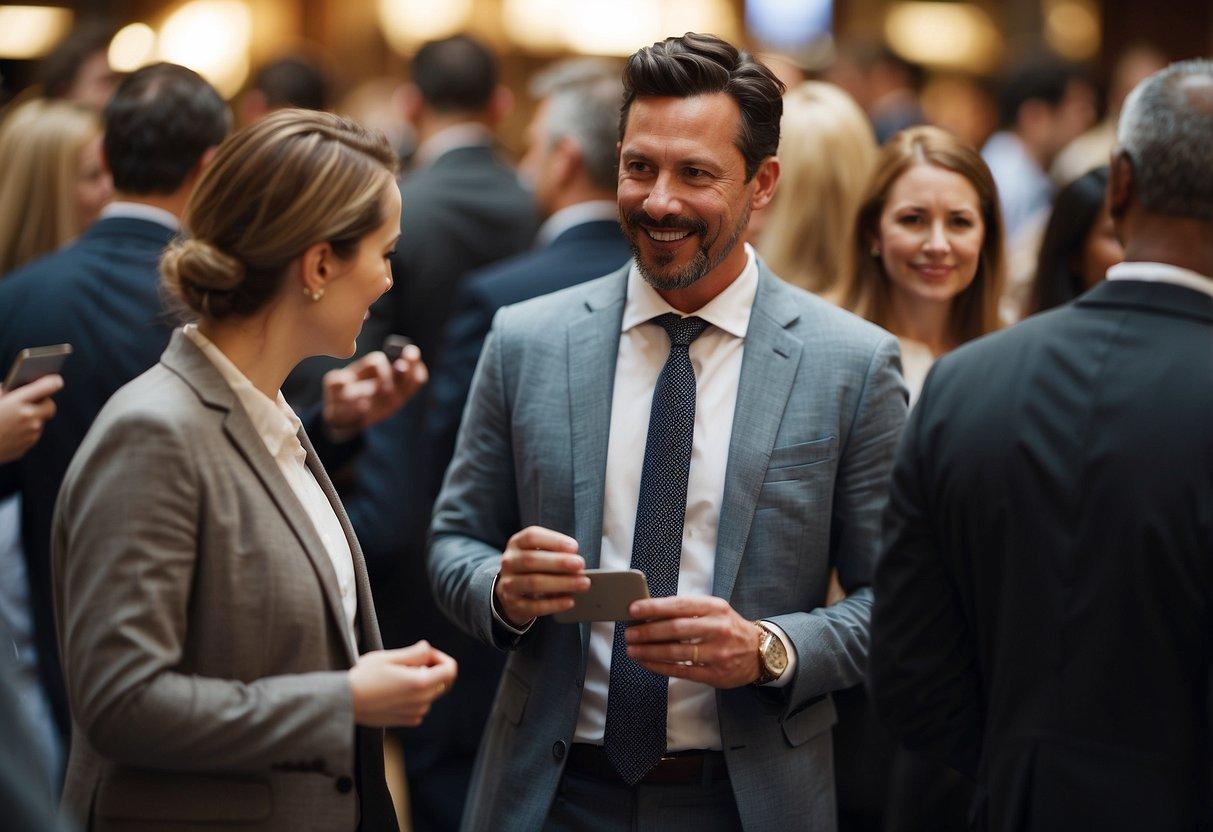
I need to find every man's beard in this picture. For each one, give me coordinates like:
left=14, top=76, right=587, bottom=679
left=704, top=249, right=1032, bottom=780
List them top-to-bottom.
left=621, top=205, right=750, bottom=291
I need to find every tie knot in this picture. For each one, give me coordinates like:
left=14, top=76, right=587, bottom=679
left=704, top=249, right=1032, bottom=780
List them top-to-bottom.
left=653, top=313, right=709, bottom=347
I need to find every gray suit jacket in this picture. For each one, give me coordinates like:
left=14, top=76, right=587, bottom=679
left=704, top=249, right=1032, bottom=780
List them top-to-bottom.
left=429, top=263, right=907, bottom=831
left=52, top=331, right=398, bottom=832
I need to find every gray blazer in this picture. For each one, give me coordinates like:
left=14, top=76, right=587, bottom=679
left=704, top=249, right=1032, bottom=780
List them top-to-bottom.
left=429, top=263, right=908, bottom=831
left=52, top=331, right=398, bottom=832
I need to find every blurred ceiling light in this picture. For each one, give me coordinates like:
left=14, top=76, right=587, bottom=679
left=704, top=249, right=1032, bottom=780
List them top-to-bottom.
left=378, top=0, right=473, bottom=55
left=502, top=0, right=565, bottom=51
left=562, top=0, right=661, bottom=56
left=661, top=0, right=737, bottom=41
left=746, top=0, right=832, bottom=51
left=1044, top=0, right=1100, bottom=62
left=159, top=1, right=252, bottom=98
left=884, top=2, right=1002, bottom=73
left=0, top=5, right=73, bottom=59
left=108, top=23, right=157, bottom=73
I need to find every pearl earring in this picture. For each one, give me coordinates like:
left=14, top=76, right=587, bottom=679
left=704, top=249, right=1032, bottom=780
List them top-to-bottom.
left=304, top=287, right=325, bottom=301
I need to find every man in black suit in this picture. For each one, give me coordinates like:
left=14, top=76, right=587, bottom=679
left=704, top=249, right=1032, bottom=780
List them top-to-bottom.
left=364, top=33, right=537, bottom=366
left=283, top=34, right=536, bottom=410
left=870, top=59, right=1213, bottom=831
left=341, top=60, right=629, bottom=832
left=0, top=63, right=418, bottom=774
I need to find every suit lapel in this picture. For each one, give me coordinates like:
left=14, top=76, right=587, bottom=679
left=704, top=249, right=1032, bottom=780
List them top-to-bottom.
left=567, top=268, right=627, bottom=660
left=713, top=268, right=803, bottom=601
left=160, top=332, right=359, bottom=665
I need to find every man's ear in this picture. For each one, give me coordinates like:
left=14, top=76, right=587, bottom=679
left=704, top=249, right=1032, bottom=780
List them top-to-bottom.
left=400, top=84, right=424, bottom=127
left=487, top=85, right=514, bottom=128
left=1108, top=149, right=1134, bottom=222
left=750, top=156, right=780, bottom=212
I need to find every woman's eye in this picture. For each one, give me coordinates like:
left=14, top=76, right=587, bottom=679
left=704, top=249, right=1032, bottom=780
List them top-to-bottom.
left=899, top=215, right=922, bottom=225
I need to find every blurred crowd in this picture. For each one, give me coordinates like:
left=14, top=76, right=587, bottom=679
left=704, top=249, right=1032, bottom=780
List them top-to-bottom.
left=0, top=18, right=1209, bottom=832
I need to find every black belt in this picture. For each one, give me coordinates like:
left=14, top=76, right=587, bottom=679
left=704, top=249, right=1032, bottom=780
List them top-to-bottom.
left=565, top=743, right=730, bottom=786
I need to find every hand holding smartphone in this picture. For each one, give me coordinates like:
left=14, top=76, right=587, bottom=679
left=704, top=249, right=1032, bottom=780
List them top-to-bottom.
left=3, top=344, right=72, bottom=392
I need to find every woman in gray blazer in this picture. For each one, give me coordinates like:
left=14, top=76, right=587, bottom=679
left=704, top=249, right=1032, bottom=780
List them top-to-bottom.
left=52, top=110, right=456, bottom=831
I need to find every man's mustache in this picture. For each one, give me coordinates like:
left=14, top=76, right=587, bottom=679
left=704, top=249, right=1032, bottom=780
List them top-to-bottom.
left=623, top=211, right=707, bottom=236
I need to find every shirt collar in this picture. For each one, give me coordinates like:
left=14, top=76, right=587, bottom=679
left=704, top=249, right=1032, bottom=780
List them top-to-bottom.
left=413, top=123, right=494, bottom=169
left=535, top=200, right=619, bottom=248
left=99, top=201, right=180, bottom=231
left=621, top=243, right=758, bottom=340
left=1106, top=261, right=1213, bottom=300
left=182, top=325, right=303, bottom=458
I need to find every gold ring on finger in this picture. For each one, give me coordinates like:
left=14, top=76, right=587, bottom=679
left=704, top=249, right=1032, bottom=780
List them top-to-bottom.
left=692, top=644, right=699, bottom=665
left=435, top=682, right=446, bottom=695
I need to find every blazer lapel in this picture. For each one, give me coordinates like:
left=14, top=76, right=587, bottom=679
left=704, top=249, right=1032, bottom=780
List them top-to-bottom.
left=713, top=267, right=803, bottom=601
left=567, top=268, right=627, bottom=661
left=160, top=331, right=359, bottom=665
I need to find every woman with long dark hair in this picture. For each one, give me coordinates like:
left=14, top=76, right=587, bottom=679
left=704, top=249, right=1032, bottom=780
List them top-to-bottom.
left=1026, top=166, right=1122, bottom=315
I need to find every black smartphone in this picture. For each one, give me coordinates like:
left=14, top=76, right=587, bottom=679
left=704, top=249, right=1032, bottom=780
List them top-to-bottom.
left=383, top=334, right=414, bottom=363
left=3, top=344, right=72, bottom=392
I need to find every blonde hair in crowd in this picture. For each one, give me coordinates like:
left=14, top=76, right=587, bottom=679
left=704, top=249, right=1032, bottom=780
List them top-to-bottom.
left=757, top=81, right=877, bottom=295
left=0, top=98, right=101, bottom=275
left=162, top=108, right=398, bottom=321
left=840, top=125, right=1004, bottom=346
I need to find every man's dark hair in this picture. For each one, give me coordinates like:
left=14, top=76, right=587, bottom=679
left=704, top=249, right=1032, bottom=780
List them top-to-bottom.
left=35, top=19, right=117, bottom=98
left=620, top=33, right=785, bottom=181
left=411, top=34, right=498, bottom=113
left=252, top=55, right=332, bottom=111
left=998, top=60, right=1088, bottom=129
left=103, top=63, right=230, bottom=195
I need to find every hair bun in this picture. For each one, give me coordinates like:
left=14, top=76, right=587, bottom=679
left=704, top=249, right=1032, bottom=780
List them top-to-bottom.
left=161, top=237, right=246, bottom=318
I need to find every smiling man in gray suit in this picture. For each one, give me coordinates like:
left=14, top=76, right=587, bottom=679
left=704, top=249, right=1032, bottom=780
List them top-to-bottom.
left=429, top=34, right=907, bottom=831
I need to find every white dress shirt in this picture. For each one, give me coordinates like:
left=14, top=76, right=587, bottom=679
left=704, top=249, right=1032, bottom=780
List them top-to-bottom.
left=569, top=244, right=796, bottom=752
left=1106, top=261, right=1213, bottom=299
left=183, top=326, right=359, bottom=648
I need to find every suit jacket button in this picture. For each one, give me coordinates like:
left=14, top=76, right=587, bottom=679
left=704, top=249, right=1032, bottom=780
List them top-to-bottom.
left=552, top=741, right=567, bottom=760
left=335, top=776, right=354, bottom=793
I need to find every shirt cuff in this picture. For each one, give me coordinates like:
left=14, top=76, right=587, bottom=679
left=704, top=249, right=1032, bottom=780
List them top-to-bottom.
left=490, top=573, right=535, bottom=636
left=759, top=619, right=797, bottom=688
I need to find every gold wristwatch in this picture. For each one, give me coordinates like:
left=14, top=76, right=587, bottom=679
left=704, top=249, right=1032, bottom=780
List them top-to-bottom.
left=753, top=621, right=789, bottom=685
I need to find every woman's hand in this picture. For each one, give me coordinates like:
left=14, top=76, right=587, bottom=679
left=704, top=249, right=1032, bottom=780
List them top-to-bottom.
left=322, top=347, right=428, bottom=438
left=0, top=374, right=63, bottom=463
left=348, top=640, right=457, bottom=728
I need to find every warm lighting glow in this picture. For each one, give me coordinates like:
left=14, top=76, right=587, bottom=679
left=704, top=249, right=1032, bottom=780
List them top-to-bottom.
left=378, top=0, right=473, bottom=55
left=502, top=0, right=565, bottom=52
left=562, top=0, right=662, bottom=56
left=660, top=0, right=736, bottom=41
left=1045, top=0, right=1100, bottom=62
left=159, top=1, right=252, bottom=99
left=884, top=2, right=1002, bottom=73
left=0, top=5, right=73, bottom=59
left=108, top=23, right=157, bottom=73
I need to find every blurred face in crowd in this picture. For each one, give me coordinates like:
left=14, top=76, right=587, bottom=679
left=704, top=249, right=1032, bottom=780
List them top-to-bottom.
left=68, top=50, right=119, bottom=113
left=617, top=93, right=776, bottom=292
left=517, top=98, right=560, bottom=217
left=74, top=131, right=112, bottom=230
left=875, top=162, right=984, bottom=308
left=308, top=180, right=401, bottom=357
left=1078, top=195, right=1123, bottom=290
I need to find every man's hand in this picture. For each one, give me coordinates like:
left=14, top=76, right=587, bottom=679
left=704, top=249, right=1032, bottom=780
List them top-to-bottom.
left=322, top=346, right=428, bottom=436
left=0, top=374, right=63, bottom=464
left=494, top=526, right=588, bottom=629
left=624, top=596, right=762, bottom=689
left=348, top=640, right=458, bottom=728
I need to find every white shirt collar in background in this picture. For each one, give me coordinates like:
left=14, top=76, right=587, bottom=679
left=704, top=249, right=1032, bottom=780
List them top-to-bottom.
left=413, top=122, right=494, bottom=169
left=535, top=200, right=619, bottom=248
left=99, top=201, right=180, bottom=231
left=1106, top=261, right=1213, bottom=300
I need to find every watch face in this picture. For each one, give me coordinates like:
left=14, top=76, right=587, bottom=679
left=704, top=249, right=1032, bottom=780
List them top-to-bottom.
left=760, top=626, right=789, bottom=674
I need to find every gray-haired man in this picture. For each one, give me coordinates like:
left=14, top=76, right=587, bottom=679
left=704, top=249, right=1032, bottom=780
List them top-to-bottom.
left=872, top=60, right=1213, bottom=831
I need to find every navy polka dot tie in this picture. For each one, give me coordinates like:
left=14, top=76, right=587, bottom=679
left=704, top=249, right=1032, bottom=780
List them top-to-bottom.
left=602, top=312, right=710, bottom=785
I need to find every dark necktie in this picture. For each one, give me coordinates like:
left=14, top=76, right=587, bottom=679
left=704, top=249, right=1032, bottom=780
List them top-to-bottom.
left=602, top=312, right=710, bottom=785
